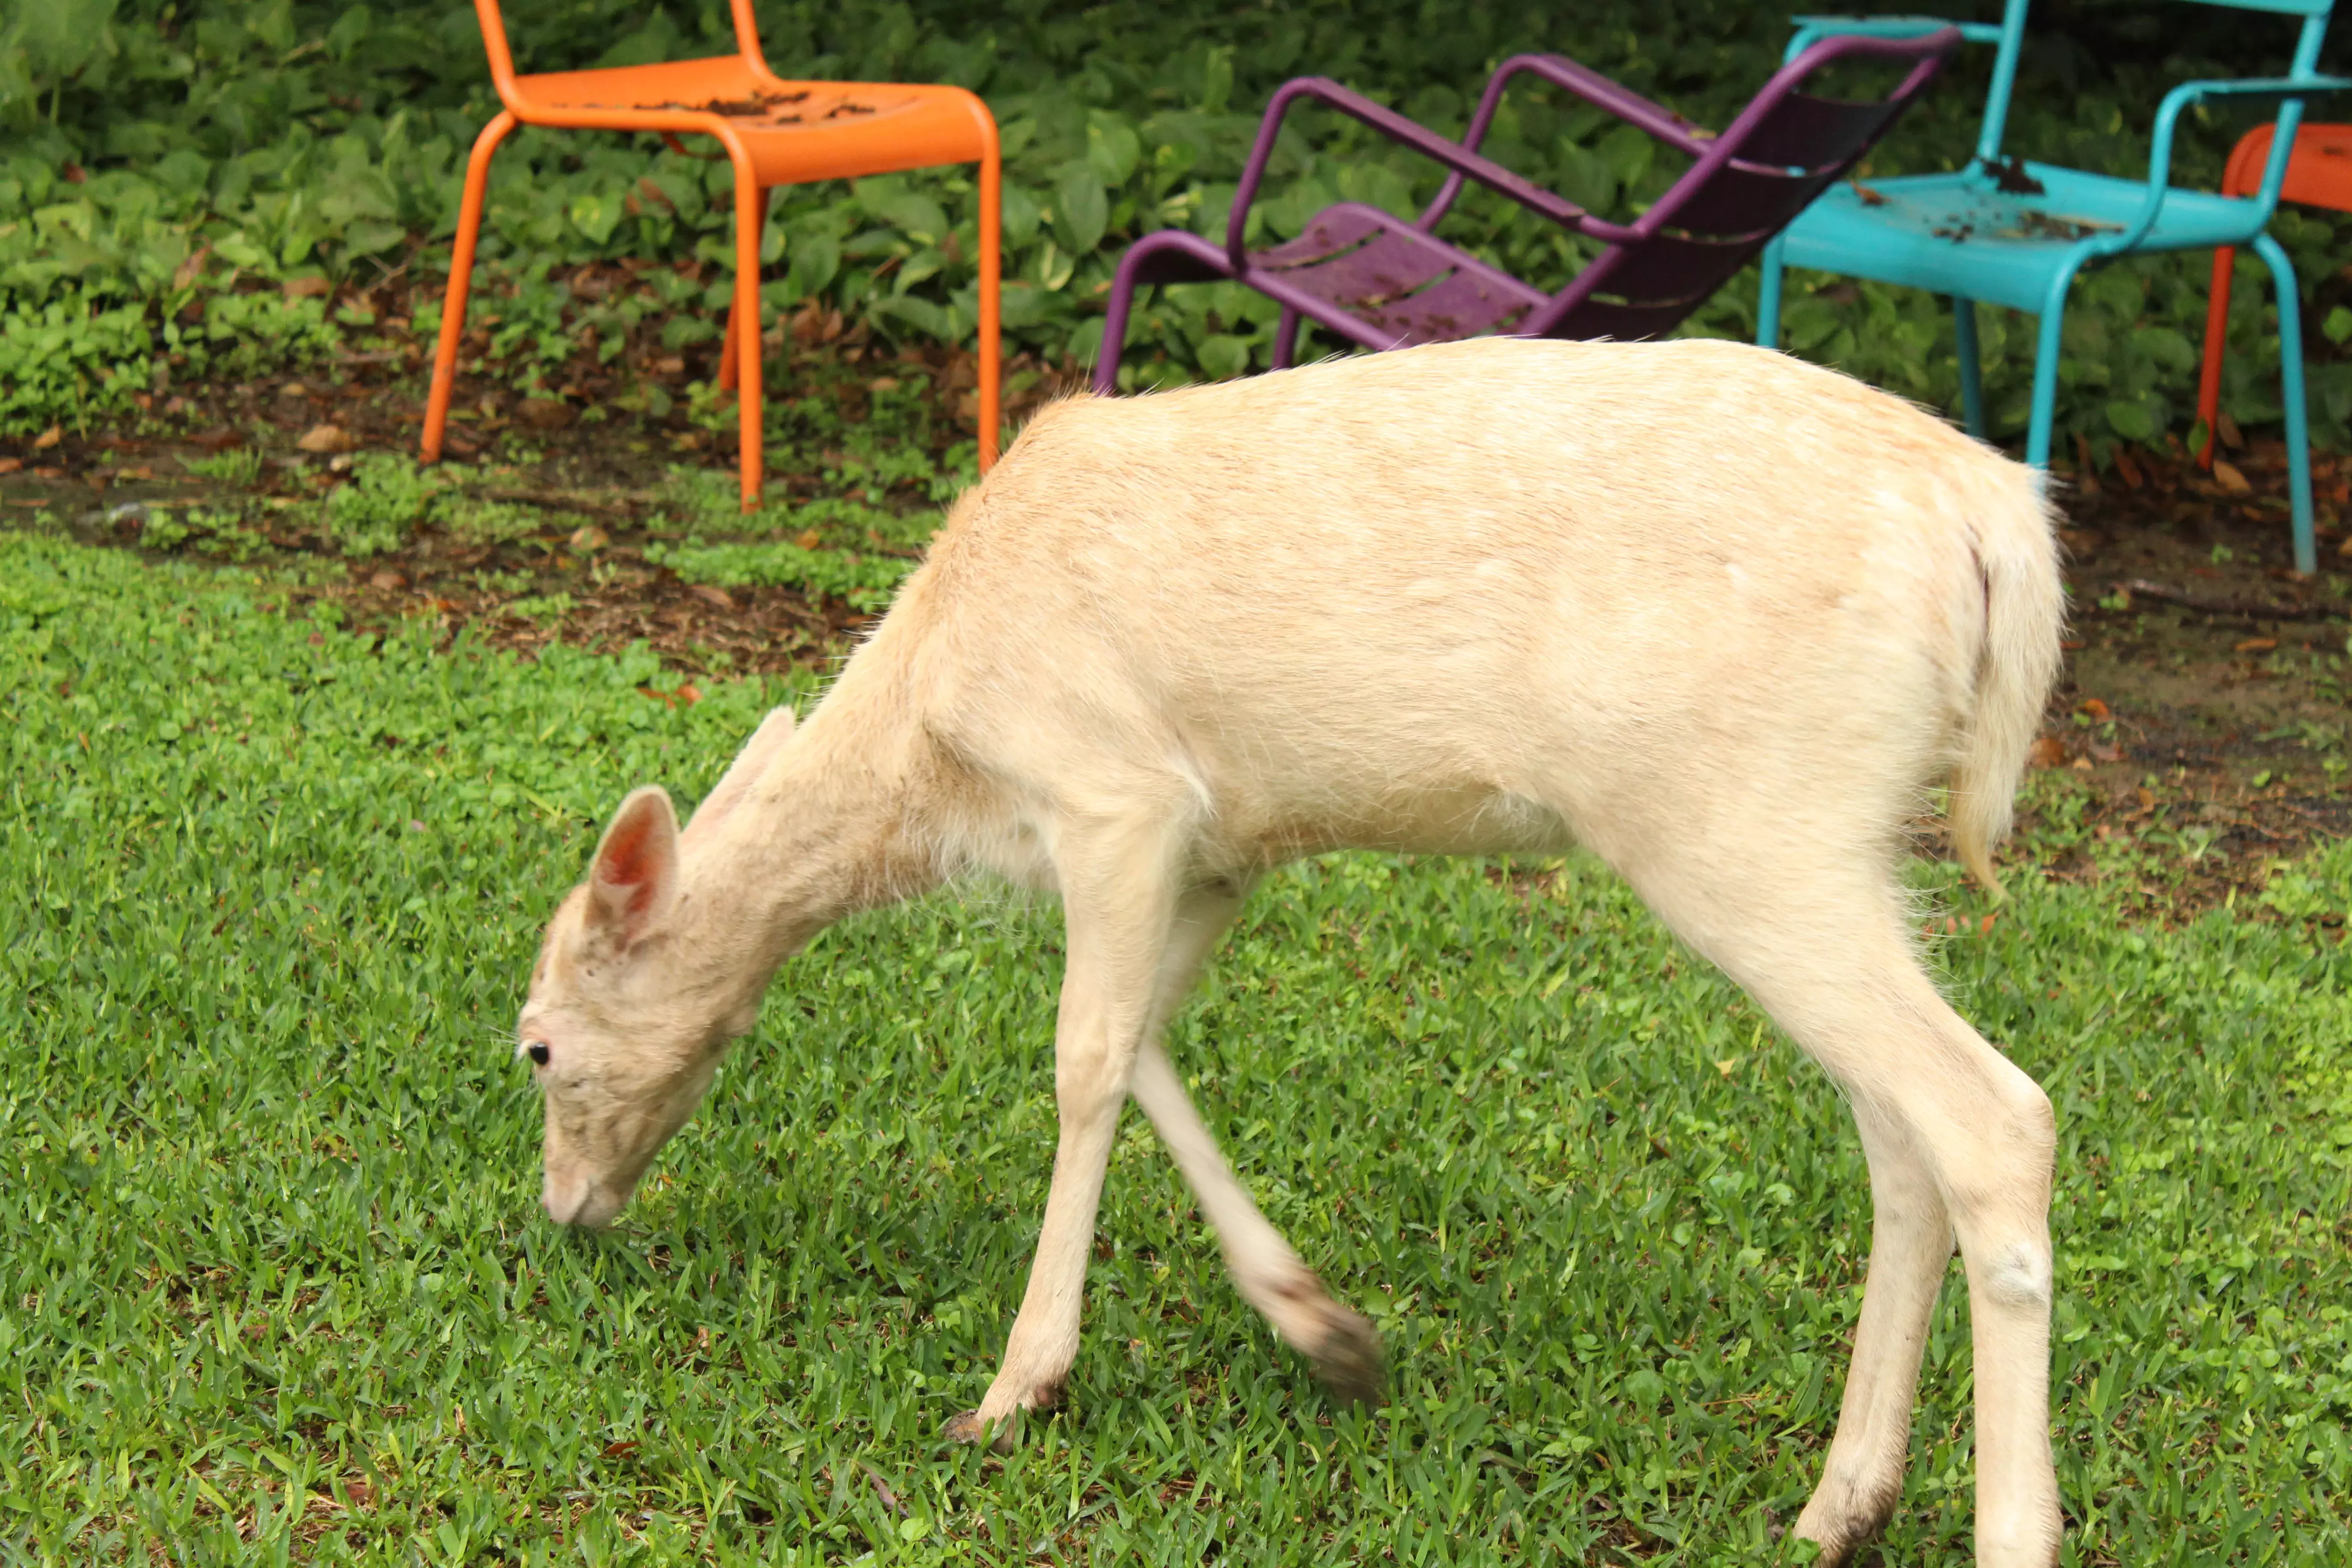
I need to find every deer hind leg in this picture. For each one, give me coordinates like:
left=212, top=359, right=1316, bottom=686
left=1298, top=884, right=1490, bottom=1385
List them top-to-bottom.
left=944, top=812, right=1185, bottom=1449
left=1620, top=856, right=2059, bottom=1568
left=1126, top=885, right=1382, bottom=1406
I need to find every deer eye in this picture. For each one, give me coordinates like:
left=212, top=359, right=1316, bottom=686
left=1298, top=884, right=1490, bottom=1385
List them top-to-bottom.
left=526, top=1040, right=551, bottom=1067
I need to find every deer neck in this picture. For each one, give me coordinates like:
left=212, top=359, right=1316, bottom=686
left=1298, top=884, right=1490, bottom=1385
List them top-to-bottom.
left=676, top=657, right=953, bottom=1008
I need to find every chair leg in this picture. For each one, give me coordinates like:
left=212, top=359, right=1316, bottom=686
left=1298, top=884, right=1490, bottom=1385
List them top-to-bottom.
left=421, top=110, right=518, bottom=465
left=976, top=147, right=1001, bottom=470
left=728, top=156, right=766, bottom=513
left=717, top=186, right=773, bottom=396
left=1092, top=232, right=1235, bottom=396
left=2250, top=232, right=2318, bottom=576
left=1755, top=235, right=1788, bottom=350
left=2195, top=245, right=2240, bottom=470
left=1094, top=250, right=1149, bottom=397
left=2024, top=260, right=2087, bottom=471
left=1953, top=297, right=1985, bottom=440
left=1272, top=306, right=1302, bottom=371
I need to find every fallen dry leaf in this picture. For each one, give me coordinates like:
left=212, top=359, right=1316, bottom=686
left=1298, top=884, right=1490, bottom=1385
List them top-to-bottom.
left=172, top=242, right=213, bottom=291
left=281, top=276, right=331, bottom=299
left=279, top=381, right=310, bottom=398
left=519, top=397, right=574, bottom=430
left=2217, top=411, right=2244, bottom=450
left=298, top=423, right=356, bottom=454
left=33, top=424, right=62, bottom=450
left=190, top=427, right=246, bottom=452
left=2112, top=446, right=2146, bottom=490
left=0, top=457, right=20, bottom=474
left=2211, top=459, right=2251, bottom=494
left=113, top=465, right=154, bottom=481
left=568, top=523, right=609, bottom=554
left=794, top=528, right=823, bottom=550
left=368, top=569, right=407, bottom=590
left=687, top=583, right=736, bottom=609
left=2234, top=637, right=2277, bottom=654
left=677, top=681, right=702, bottom=706
left=2078, top=697, right=2110, bottom=720
left=2031, top=738, right=2070, bottom=771
left=2087, top=740, right=2122, bottom=764
left=2136, top=786, right=2156, bottom=810
left=1978, top=913, right=1997, bottom=935
left=601, top=1441, right=640, bottom=1460
left=862, top=1463, right=905, bottom=1517
left=343, top=1476, right=374, bottom=1509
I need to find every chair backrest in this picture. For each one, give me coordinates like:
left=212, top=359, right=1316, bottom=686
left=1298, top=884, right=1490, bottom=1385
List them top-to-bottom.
left=469, top=0, right=773, bottom=111
left=1974, top=0, right=2333, bottom=170
left=1530, top=29, right=1959, bottom=341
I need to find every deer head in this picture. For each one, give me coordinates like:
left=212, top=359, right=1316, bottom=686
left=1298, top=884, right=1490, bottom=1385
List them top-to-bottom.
left=517, top=705, right=799, bottom=1228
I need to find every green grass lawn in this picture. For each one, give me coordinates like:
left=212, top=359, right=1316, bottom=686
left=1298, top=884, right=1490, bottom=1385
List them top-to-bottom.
left=5, top=529, right=2351, bottom=1565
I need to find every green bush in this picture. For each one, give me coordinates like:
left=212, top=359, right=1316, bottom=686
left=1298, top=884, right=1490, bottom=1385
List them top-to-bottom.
left=5, top=1, right=2349, bottom=460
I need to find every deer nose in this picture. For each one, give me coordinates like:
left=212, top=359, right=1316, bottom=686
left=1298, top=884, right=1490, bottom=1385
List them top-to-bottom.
left=541, top=1171, right=595, bottom=1227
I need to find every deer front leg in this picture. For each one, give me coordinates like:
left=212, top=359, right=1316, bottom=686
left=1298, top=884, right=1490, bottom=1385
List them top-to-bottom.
left=944, top=818, right=1180, bottom=1449
left=1123, top=884, right=1382, bottom=1404
left=1129, top=1040, right=1382, bottom=1404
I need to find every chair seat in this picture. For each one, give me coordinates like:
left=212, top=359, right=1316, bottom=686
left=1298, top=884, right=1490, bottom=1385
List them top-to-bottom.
left=513, top=58, right=994, bottom=184
left=2227, top=122, right=2352, bottom=210
left=1780, top=163, right=2271, bottom=313
left=1244, top=203, right=1549, bottom=348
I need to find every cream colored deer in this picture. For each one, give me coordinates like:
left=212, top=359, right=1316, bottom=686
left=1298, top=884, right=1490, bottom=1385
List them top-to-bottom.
left=518, top=336, right=2064, bottom=1567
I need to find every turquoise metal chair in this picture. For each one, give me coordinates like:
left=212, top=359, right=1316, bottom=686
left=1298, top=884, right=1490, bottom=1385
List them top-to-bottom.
left=1755, top=0, right=2349, bottom=574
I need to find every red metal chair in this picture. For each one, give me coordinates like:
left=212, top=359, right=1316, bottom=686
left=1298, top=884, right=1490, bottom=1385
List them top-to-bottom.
left=422, top=0, right=1001, bottom=510
left=2197, top=121, right=2352, bottom=467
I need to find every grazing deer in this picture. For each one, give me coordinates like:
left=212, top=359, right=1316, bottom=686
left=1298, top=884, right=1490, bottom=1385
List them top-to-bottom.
left=519, top=336, right=2064, bottom=1567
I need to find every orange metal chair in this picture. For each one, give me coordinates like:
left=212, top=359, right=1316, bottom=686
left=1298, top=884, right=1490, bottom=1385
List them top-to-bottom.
left=422, top=0, right=1000, bottom=509
left=2197, top=120, right=2352, bottom=466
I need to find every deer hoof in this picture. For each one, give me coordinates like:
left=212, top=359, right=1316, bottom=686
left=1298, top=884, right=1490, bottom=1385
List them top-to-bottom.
left=1308, top=1304, right=1385, bottom=1408
left=941, top=1409, right=1021, bottom=1453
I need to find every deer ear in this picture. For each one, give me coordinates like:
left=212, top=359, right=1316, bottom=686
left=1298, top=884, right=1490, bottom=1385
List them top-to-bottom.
left=682, top=704, right=797, bottom=846
left=588, top=786, right=681, bottom=949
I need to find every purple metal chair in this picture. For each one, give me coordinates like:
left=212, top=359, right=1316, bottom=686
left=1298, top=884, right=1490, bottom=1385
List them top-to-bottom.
left=1093, top=32, right=1960, bottom=392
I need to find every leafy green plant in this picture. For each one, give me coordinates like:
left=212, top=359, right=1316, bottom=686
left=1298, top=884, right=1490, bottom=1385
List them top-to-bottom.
left=181, top=446, right=264, bottom=487
left=317, top=451, right=456, bottom=556
left=444, top=495, right=567, bottom=546
left=125, top=503, right=266, bottom=562
left=644, top=535, right=917, bottom=611
left=505, top=589, right=576, bottom=623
